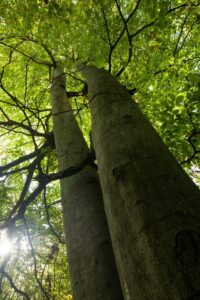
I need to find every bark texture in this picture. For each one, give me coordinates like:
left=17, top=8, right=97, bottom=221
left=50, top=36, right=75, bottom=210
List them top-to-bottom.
left=80, top=65, right=200, bottom=300
left=51, top=66, right=123, bottom=300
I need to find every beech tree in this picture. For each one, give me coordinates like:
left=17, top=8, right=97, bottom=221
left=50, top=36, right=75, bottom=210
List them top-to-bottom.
left=0, top=0, right=200, bottom=299
left=80, top=64, right=200, bottom=299
left=51, top=65, right=123, bottom=299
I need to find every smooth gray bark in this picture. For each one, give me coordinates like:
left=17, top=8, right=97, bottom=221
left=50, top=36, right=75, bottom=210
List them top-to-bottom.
left=80, top=65, right=200, bottom=300
left=51, top=66, right=123, bottom=300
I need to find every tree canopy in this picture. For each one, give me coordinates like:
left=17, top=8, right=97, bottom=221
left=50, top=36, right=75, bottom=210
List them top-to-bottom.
left=0, top=0, right=199, bottom=299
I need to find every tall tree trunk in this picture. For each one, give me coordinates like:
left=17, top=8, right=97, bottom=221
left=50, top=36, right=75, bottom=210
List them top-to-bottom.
left=80, top=65, right=200, bottom=300
left=51, top=66, right=123, bottom=300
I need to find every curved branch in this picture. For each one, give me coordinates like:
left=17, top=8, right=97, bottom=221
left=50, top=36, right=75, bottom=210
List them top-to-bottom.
left=0, top=269, right=30, bottom=300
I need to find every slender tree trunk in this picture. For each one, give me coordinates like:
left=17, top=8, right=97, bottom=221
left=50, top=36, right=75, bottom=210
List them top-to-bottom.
left=80, top=65, right=200, bottom=300
left=51, top=66, right=123, bottom=300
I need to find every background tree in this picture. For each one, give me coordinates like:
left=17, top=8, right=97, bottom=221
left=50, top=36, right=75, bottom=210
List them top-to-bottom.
left=0, top=0, right=199, bottom=299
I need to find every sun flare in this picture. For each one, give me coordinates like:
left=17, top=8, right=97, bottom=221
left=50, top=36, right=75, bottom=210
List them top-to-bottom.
left=0, top=232, right=13, bottom=257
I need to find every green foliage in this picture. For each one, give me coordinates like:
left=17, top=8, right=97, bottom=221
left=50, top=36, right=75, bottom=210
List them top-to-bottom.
left=0, top=0, right=199, bottom=298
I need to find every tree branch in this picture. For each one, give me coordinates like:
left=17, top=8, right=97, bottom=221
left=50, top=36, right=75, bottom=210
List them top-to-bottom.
left=114, top=0, right=133, bottom=76
left=0, top=119, right=46, bottom=138
left=0, top=133, right=54, bottom=175
left=0, top=150, right=96, bottom=229
left=0, top=269, right=30, bottom=300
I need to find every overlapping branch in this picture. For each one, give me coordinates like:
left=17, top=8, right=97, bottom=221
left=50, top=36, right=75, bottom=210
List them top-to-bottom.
left=102, top=0, right=199, bottom=76
left=0, top=149, right=96, bottom=229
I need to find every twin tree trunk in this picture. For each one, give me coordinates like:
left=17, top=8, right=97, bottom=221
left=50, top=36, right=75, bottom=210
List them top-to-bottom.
left=51, top=63, right=200, bottom=299
left=80, top=65, right=200, bottom=300
left=51, top=66, right=123, bottom=300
